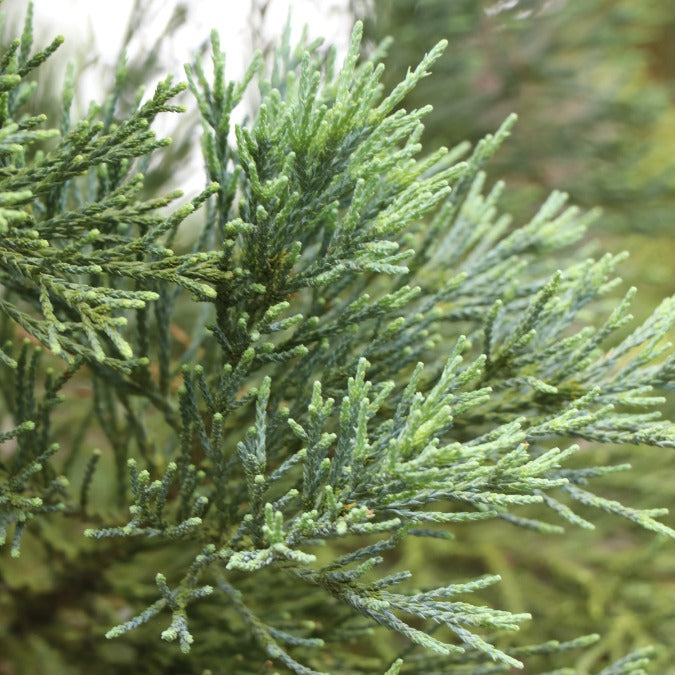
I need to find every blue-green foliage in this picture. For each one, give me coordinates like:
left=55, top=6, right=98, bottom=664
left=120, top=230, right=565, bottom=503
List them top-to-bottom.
left=0, top=6, right=673, bottom=674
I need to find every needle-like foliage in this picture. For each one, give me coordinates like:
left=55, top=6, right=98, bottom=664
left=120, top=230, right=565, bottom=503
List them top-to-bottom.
left=0, top=7, right=673, bottom=674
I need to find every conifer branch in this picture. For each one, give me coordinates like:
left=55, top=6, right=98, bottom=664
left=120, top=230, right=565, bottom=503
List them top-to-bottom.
left=0, top=9, right=671, bottom=673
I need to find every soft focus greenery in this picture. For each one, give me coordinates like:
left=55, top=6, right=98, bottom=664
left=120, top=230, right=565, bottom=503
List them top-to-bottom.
left=363, top=1, right=674, bottom=226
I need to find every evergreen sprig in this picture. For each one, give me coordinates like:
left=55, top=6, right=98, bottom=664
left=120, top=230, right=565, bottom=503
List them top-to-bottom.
left=0, top=7, right=673, bottom=674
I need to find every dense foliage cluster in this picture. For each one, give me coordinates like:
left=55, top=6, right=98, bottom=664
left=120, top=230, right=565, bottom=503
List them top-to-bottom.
left=0, top=7, right=673, bottom=673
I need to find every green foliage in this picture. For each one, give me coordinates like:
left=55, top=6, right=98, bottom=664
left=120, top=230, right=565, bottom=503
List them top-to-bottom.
left=362, top=0, right=675, bottom=234
left=1, top=6, right=674, bottom=674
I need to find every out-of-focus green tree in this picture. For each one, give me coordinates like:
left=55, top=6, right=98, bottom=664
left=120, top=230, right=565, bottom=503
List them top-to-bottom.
left=361, top=0, right=675, bottom=232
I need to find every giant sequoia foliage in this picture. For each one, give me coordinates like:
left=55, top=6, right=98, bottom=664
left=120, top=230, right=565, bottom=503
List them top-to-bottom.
left=362, top=0, right=675, bottom=234
left=0, top=8, right=674, bottom=674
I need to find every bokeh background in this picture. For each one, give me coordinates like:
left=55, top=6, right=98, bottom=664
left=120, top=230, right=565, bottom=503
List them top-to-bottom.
left=2, top=0, right=674, bottom=671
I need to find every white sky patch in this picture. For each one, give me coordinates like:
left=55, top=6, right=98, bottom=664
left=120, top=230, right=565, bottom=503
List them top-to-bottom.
left=8, top=1, right=354, bottom=98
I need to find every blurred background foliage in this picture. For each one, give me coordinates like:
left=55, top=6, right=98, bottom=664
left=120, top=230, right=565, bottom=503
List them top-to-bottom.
left=1, top=1, right=674, bottom=672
